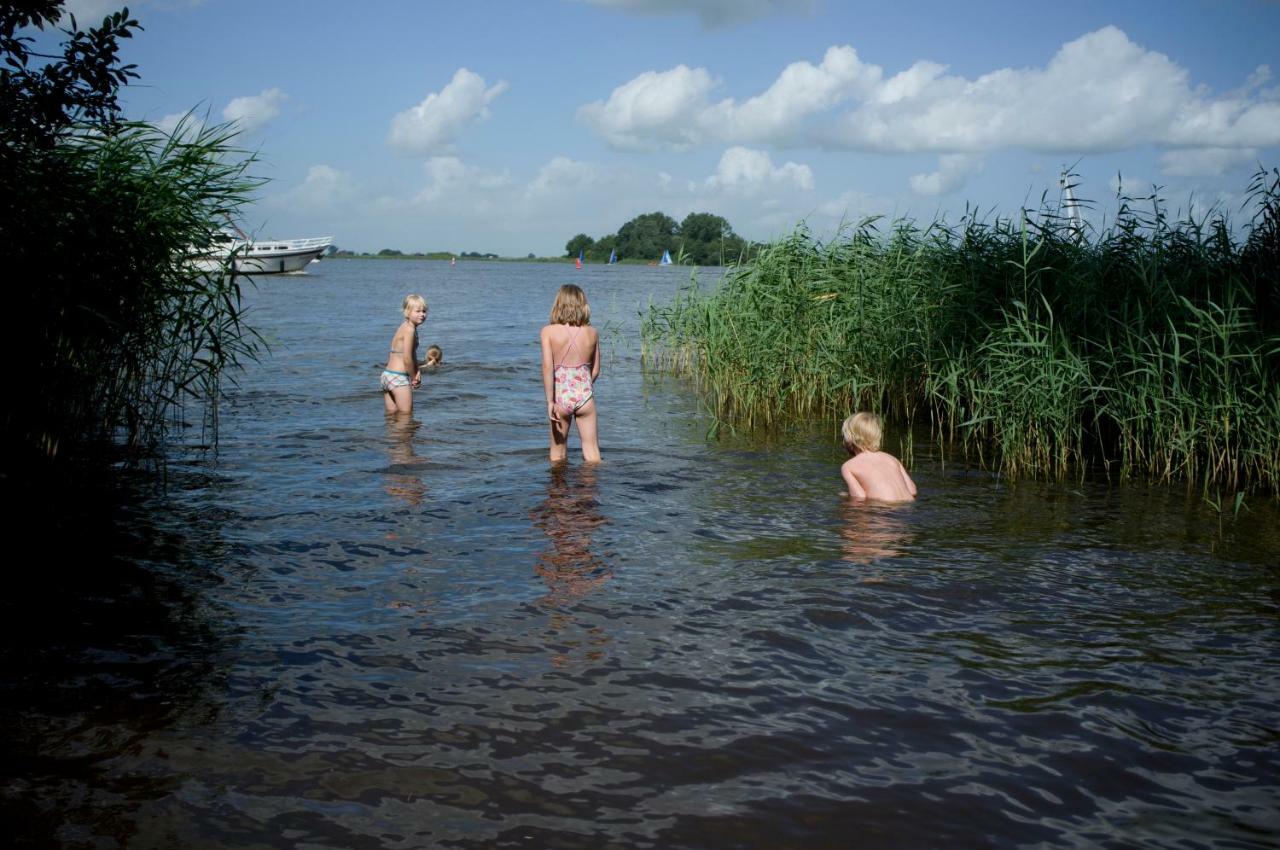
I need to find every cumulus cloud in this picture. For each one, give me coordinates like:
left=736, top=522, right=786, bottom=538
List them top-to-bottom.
left=61, top=0, right=127, bottom=23
left=573, top=0, right=811, bottom=28
left=580, top=27, right=1280, bottom=165
left=577, top=65, right=719, bottom=151
left=388, top=69, right=509, bottom=157
left=222, top=88, right=286, bottom=135
left=154, top=111, right=193, bottom=135
left=705, top=147, right=814, bottom=193
left=1160, top=147, right=1260, bottom=177
left=909, top=154, right=984, bottom=196
left=411, top=157, right=513, bottom=206
left=268, top=165, right=358, bottom=212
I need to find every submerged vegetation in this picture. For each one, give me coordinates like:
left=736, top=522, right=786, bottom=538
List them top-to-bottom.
left=1, top=2, right=260, bottom=467
left=643, top=170, right=1280, bottom=494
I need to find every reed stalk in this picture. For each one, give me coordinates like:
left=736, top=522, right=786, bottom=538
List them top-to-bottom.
left=643, top=168, right=1280, bottom=494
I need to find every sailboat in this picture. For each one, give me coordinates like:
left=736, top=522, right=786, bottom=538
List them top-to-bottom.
left=608, top=248, right=617, bottom=264
left=575, top=249, right=583, bottom=269
left=659, top=249, right=672, bottom=266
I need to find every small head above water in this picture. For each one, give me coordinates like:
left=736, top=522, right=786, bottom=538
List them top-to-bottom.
left=550, top=284, right=591, bottom=326
left=426, top=344, right=442, bottom=366
left=842, top=411, right=882, bottom=454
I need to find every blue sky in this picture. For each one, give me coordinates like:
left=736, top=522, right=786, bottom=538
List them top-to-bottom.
left=55, top=0, right=1280, bottom=255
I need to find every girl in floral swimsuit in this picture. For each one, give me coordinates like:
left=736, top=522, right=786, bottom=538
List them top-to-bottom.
left=540, top=284, right=601, bottom=463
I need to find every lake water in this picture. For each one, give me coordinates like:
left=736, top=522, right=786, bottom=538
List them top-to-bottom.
left=4, top=259, right=1278, bottom=849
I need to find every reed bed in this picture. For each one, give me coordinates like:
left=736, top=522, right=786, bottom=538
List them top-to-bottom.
left=4, top=117, right=261, bottom=464
left=642, top=169, right=1280, bottom=494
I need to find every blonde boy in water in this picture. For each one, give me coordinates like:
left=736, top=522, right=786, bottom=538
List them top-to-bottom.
left=382, top=294, right=427, bottom=414
left=840, top=412, right=917, bottom=502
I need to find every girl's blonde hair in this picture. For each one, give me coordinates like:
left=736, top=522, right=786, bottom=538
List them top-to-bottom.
left=549, top=284, right=591, bottom=326
left=402, top=293, right=427, bottom=318
left=841, top=412, right=882, bottom=453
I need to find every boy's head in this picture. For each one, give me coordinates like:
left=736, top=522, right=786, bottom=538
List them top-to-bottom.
left=550, top=284, right=591, bottom=326
left=402, top=293, right=428, bottom=319
left=426, top=345, right=442, bottom=365
left=841, top=412, right=882, bottom=454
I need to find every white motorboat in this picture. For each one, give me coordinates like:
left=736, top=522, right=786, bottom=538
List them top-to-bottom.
left=193, top=231, right=334, bottom=274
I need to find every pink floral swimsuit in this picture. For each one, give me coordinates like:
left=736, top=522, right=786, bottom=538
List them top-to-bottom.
left=553, top=326, right=594, bottom=416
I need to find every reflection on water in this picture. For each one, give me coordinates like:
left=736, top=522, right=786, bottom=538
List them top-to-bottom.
left=4, top=261, right=1278, bottom=850
left=383, top=416, right=425, bottom=506
left=530, top=464, right=612, bottom=666
left=839, top=500, right=913, bottom=567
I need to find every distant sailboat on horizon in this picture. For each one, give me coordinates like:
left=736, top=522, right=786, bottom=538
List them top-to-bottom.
left=608, top=247, right=617, bottom=264
left=575, top=248, right=583, bottom=269
left=659, top=249, right=672, bottom=266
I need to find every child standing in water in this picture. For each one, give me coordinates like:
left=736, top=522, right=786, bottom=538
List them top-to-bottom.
left=541, top=284, right=601, bottom=463
left=382, top=294, right=428, bottom=414
left=840, top=412, right=917, bottom=502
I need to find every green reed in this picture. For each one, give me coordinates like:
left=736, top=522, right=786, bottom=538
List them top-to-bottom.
left=4, top=116, right=261, bottom=464
left=642, top=168, right=1280, bottom=493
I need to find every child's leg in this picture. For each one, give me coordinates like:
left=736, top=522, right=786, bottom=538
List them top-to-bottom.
left=388, top=385, right=413, bottom=414
left=574, top=400, right=601, bottom=463
left=548, top=414, right=570, bottom=462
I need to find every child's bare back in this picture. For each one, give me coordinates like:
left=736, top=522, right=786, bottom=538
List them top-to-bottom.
left=840, top=412, right=917, bottom=502
left=841, top=451, right=916, bottom=502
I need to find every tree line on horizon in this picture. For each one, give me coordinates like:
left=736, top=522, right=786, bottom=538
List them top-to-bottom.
left=566, top=211, right=754, bottom=266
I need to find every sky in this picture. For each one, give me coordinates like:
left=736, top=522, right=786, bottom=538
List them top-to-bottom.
left=47, top=0, right=1280, bottom=256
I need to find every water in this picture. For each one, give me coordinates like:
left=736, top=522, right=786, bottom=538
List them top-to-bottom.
left=3, top=259, right=1278, bottom=849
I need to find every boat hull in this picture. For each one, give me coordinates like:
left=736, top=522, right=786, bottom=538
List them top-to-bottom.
left=192, top=236, right=333, bottom=275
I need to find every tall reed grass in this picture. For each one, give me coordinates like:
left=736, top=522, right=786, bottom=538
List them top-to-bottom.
left=3, top=116, right=261, bottom=464
left=643, top=169, right=1280, bottom=494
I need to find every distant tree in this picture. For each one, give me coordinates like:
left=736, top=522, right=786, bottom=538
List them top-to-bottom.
left=616, top=212, right=678, bottom=261
left=678, top=212, right=747, bottom=265
left=565, top=233, right=594, bottom=258
left=586, top=233, right=617, bottom=262
left=377, top=248, right=403, bottom=256
left=527, top=252, right=536, bottom=259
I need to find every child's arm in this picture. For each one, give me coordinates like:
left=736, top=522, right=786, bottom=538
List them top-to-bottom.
left=540, top=327, right=559, bottom=422
left=405, top=328, right=421, bottom=388
left=590, top=329, right=602, bottom=382
left=898, top=459, right=917, bottom=497
left=841, top=460, right=867, bottom=500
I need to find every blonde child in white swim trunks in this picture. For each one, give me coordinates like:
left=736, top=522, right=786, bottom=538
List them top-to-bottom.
left=382, top=294, right=427, bottom=414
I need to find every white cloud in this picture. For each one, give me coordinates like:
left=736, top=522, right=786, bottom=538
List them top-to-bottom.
left=61, top=0, right=144, bottom=24
left=573, top=0, right=811, bottom=28
left=580, top=27, right=1280, bottom=163
left=718, top=46, right=881, bottom=143
left=577, top=65, right=718, bottom=151
left=388, top=69, right=509, bottom=157
left=222, top=88, right=286, bottom=135
left=154, top=111, right=192, bottom=135
left=705, top=147, right=814, bottom=193
left=1160, top=147, right=1261, bottom=177
left=909, top=154, right=984, bottom=196
left=410, top=157, right=513, bottom=207
left=526, top=157, right=608, bottom=198
left=268, top=165, right=358, bottom=212
left=1108, top=172, right=1152, bottom=195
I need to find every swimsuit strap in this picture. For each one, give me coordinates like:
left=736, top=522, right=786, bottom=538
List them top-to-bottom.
left=557, top=325, right=582, bottom=367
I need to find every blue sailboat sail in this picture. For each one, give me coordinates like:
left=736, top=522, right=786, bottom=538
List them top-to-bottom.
left=608, top=248, right=617, bottom=264
left=659, top=249, right=672, bottom=266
